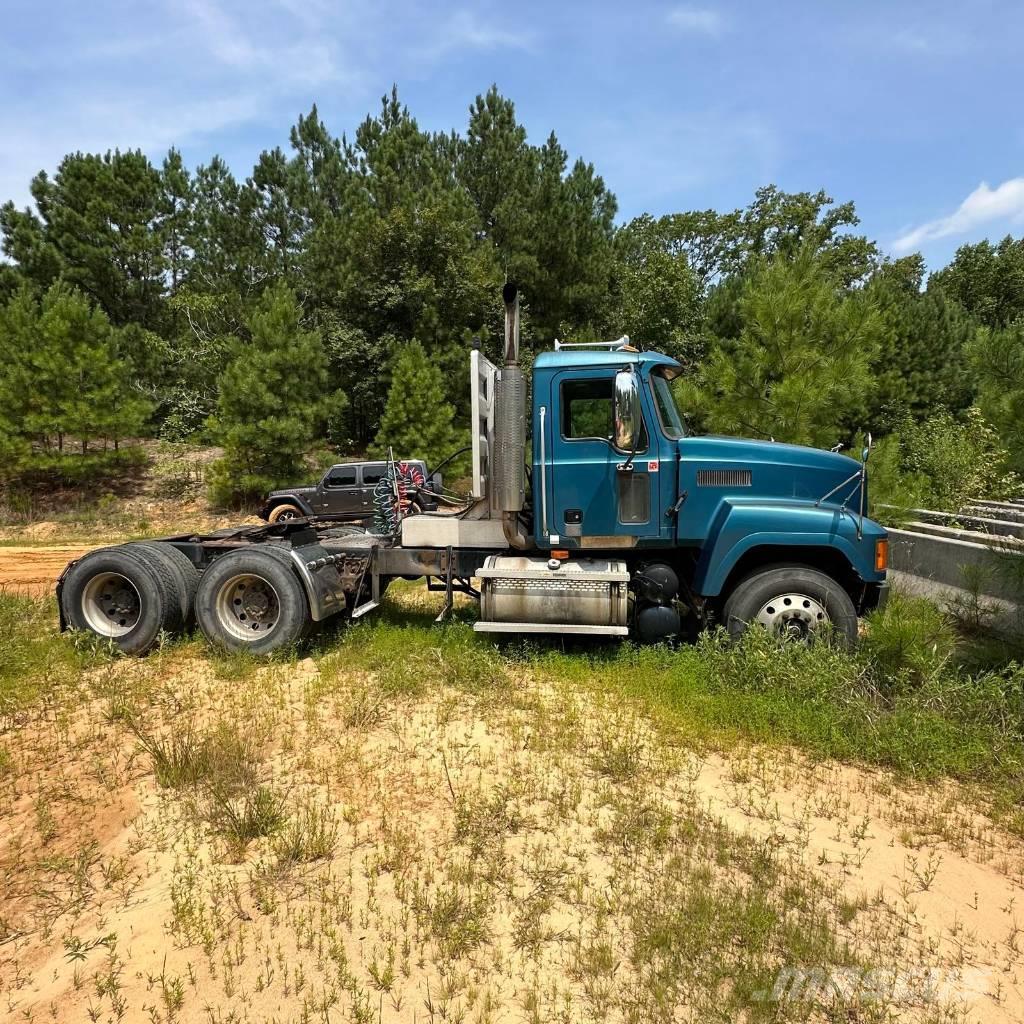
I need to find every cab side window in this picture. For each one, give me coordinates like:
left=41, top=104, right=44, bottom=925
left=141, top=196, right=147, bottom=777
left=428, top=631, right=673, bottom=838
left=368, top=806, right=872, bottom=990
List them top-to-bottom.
left=561, top=377, right=647, bottom=451
left=562, top=378, right=613, bottom=440
left=361, top=464, right=387, bottom=486
left=325, top=466, right=356, bottom=488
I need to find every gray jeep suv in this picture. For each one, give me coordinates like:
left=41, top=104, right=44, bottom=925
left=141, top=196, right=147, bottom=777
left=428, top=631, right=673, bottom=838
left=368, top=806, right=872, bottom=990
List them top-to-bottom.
left=258, top=460, right=438, bottom=524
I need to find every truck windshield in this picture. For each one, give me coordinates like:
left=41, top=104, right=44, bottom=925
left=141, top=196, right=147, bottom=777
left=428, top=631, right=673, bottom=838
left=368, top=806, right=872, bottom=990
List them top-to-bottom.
left=651, top=368, right=686, bottom=439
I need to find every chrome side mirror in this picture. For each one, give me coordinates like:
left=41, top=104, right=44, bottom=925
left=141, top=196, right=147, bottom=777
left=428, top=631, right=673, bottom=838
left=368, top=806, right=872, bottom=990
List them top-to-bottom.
left=613, top=368, right=642, bottom=452
left=862, top=431, right=872, bottom=463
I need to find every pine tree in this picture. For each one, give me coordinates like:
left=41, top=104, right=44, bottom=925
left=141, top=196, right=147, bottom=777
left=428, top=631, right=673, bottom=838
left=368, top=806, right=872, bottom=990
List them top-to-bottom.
left=158, top=148, right=194, bottom=298
left=2, top=150, right=167, bottom=330
left=680, top=247, right=881, bottom=447
left=862, top=256, right=975, bottom=431
left=0, top=283, right=150, bottom=461
left=208, top=283, right=345, bottom=505
left=970, top=324, right=1024, bottom=474
left=372, top=340, right=459, bottom=469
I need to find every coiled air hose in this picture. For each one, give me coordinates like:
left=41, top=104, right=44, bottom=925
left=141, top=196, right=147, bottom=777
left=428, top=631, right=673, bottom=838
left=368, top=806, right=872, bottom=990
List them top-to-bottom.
left=372, top=460, right=425, bottom=535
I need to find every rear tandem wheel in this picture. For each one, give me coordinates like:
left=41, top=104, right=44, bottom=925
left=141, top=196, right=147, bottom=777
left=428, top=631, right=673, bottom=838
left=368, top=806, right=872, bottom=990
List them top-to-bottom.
left=60, top=545, right=184, bottom=655
left=194, top=546, right=310, bottom=655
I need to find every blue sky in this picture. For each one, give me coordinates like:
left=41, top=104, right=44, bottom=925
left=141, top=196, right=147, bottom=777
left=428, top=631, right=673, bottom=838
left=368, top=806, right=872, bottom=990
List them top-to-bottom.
left=2, top=0, right=1023, bottom=270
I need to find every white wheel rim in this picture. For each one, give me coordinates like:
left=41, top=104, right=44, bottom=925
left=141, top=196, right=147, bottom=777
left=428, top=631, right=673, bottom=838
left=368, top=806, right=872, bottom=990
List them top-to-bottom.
left=278, top=510, right=298, bottom=520
left=81, top=572, right=141, bottom=637
left=215, top=573, right=281, bottom=641
left=754, top=592, right=829, bottom=639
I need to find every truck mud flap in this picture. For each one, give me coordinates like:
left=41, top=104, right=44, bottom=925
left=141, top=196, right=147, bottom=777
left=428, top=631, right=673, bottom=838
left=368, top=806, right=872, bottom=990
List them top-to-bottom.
left=55, top=559, right=78, bottom=632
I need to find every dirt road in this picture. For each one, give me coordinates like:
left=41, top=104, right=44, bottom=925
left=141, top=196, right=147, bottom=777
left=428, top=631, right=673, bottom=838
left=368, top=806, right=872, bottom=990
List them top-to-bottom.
left=0, top=545, right=91, bottom=597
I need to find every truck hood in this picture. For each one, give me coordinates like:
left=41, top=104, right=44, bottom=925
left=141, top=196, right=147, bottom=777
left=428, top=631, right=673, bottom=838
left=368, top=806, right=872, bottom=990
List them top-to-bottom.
left=676, top=435, right=863, bottom=507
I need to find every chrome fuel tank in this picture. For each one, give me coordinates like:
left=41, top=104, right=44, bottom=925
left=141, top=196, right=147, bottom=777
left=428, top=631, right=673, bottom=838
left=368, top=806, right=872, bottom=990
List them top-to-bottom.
left=477, top=555, right=629, bottom=631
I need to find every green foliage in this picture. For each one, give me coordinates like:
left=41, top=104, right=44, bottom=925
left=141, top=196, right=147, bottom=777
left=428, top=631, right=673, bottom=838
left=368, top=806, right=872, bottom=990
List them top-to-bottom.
left=0, top=85, right=1021, bottom=487
left=458, top=87, right=616, bottom=341
left=1, top=150, right=166, bottom=330
left=652, top=185, right=878, bottom=289
left=609, top=215, right=703, bottom=365
left=929, top=234, right=1024, bottom=329
left=680, top=247, right=881, bottom=446
left=861, top=256, right=975, bottom=431
left=0, top=283, right=150, bottom=480
left=208, top=283, right=345, bottom=505
left=969, top=324, right=1024, bottom=474
left=372, top=340, right=461, bottom=470
left=867, top=408, right=1020, bottom=521
left=898, top=408, right=1021, bottom=511
left=862, top=434, right=926, bottom=525
left=859, top=590, right=957, bottom=688
left=0, top=594, right=114, bottom=716
left=525, top=610, right=1024, bottom=790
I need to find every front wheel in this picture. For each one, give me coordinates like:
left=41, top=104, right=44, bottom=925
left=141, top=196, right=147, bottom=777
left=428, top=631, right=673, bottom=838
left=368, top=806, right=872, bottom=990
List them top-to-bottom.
left=268, top=503, right=304, bottom=523
left=195, top=547, right=309, bottom=655
left=722, top=565, right=858, bottom=647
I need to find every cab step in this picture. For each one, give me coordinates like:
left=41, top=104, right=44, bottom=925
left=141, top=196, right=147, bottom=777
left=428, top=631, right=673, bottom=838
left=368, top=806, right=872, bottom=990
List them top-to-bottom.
left=473, top=621, right=629, bottom=635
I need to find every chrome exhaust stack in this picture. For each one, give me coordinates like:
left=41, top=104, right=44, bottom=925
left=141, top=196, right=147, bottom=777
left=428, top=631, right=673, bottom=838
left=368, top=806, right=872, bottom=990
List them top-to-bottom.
left=494, top=284, right=529, bottom=548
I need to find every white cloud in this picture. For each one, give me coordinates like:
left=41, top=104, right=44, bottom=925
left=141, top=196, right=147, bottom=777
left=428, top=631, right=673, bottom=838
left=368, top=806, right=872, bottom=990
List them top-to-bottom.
left=1, top=0, right=535, bottom=213
left=666, top=6, right=728, bottom=36
left=415, top=9, right=536, bottom=59
left=892, top=178, right=1024, bottom=253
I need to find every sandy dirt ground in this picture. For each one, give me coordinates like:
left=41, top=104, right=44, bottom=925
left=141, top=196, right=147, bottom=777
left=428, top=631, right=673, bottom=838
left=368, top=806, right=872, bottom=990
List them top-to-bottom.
left=0, top=545, right=92, bottom=597
left=2, top=642, right=1022, bottom=1023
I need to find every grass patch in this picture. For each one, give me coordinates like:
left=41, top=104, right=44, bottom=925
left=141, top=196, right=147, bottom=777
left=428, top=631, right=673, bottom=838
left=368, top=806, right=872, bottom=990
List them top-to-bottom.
left=317, top=583, right=1024, bottom=819
left=317, top=590, right=507, bottom=701
left=514, top=591, right=1024, bottom=812
left=0, top=593, right=114, bottom=718
left=132, top=719, right=259, bottom=791
left=204, top=785, right=286, bottom=857
left=272, top=803, right=338, bottom=865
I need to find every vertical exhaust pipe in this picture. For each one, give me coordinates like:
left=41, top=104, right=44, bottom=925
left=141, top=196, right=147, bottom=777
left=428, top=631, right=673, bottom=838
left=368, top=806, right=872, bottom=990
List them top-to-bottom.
left=502, top=281, right=520, bottom=366
left=495, top=284, right=528, bottom=547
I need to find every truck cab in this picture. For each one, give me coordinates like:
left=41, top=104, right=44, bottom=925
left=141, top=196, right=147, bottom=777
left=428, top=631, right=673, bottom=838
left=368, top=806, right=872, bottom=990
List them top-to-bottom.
left=515, top=343, right=887, bottom=642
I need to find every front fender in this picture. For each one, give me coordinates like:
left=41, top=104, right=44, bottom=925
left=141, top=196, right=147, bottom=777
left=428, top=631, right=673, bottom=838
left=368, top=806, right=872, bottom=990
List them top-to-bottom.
left=262, top=493, right=316, bottom=519
left=693, top=499, right=887, bottom=597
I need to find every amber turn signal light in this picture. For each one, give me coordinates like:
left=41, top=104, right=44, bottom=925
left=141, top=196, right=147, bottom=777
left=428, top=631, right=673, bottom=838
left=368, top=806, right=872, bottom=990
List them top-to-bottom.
left=875, top=539, right=888, bottom=572
left=551, top=549, right=570, bottom=560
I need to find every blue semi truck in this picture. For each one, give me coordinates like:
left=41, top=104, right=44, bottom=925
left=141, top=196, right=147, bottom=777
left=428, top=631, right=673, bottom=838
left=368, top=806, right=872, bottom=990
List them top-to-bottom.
left=57, top=284, right=888, bottom=655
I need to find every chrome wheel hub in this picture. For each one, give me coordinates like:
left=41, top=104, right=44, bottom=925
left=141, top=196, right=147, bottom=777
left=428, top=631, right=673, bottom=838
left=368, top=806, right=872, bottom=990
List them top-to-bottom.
left=82, top=572, right=141, bottom=637
left=215, top=574, right=281, bottom=641
left=755, top=592, right=829, bottom=640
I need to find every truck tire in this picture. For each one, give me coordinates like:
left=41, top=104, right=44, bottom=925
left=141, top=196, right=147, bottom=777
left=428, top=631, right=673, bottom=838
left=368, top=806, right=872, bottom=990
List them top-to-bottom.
left=268, top=503, right=304, bottom=523
left=129, top=542, right=201, bottom=627
left=60, top=546, right=181, bottom=655
left=195, top=546, right=309, bottom=655
left=722, top=565, right=858, bottom=647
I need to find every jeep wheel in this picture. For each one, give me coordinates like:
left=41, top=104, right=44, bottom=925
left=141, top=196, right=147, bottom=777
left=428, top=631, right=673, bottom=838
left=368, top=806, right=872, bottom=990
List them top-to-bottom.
left=268, top=503, right=304, bottom=523
left=195, top=547, right=308, bottom=655
left=723, top=565, right=858, bottom=648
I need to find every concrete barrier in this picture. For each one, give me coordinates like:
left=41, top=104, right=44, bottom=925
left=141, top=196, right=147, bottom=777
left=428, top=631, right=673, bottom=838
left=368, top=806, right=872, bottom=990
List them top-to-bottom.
left=887, top=495, right=1024, bottom=615
left=967, top=500, right=1024, bottom=522
left=904, top=508, right=1024, bottom=540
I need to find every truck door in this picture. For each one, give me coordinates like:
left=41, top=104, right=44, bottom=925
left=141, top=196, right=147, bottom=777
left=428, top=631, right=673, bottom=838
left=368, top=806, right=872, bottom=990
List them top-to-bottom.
left=541, top=370, right=661, bottom=547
